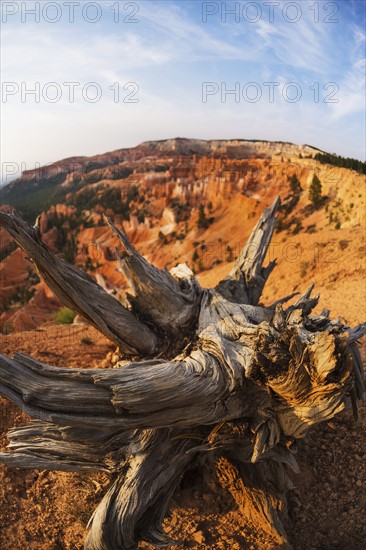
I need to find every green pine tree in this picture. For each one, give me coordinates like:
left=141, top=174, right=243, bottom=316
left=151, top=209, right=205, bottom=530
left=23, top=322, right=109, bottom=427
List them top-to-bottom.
left=289, top=174, right=302, bottom=195
left=309, top=174, right=322, bottom=207
left=197, top=205, right=209, bottom=229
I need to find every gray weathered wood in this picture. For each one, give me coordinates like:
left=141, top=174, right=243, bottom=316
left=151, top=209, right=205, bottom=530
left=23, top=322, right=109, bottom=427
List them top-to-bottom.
left=0, top=198, right=364, bottom=550
left=107, top=217, right=202, bottom=333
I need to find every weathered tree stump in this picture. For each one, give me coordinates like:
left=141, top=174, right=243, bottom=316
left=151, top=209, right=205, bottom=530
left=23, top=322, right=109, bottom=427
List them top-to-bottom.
left=0, top=199, right=364, bottom=549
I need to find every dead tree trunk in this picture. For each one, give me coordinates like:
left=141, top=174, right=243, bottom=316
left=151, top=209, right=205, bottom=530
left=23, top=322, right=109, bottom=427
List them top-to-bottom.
left=0, top=199, right=364, bottom=549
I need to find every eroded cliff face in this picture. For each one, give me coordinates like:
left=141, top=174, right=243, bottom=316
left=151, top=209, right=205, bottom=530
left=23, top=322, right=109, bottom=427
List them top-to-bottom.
left=141, top=138, right=319, bottom=158
left=1, top=140, right=365, bottom=332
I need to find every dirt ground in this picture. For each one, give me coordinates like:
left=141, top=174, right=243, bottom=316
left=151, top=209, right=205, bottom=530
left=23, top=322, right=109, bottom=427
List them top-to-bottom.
left=0, top=324, right=365, bottom=550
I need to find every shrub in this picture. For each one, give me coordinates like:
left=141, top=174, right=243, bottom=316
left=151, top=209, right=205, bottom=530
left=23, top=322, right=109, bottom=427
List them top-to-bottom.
left=289, top=174, right=302, bottom=195
left=309, top=174, right=322, bottom=207
left=197, top=204, right=209, bottom=229
left=276, top=218, right=284, bottom=232
left=292, top=221, right=302, bottom=235
left=306, top=225, right=316, bottom=234
left=158, top=231, right=167, bottom=244
left=226, top=245, right=234, bottom=262
left=300, top=261, right=309, bottom=278
left=54, top=307, right=76, bottom=324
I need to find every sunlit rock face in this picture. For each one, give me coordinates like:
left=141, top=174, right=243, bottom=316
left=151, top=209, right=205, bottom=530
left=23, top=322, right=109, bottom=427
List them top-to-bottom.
left=1, top=138, right=365, bottom=332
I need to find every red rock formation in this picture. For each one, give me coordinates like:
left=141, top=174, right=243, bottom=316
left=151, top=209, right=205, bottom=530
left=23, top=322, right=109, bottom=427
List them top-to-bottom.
left=1, top=140, right=365, bottom=331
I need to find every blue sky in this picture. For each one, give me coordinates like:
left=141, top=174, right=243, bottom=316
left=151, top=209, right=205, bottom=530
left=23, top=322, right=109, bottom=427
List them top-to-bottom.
left=1, top=0, right=365, bottom=184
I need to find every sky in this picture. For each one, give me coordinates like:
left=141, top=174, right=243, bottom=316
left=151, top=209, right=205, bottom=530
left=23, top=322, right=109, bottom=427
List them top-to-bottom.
left=1, top=0, right=365, bottom=185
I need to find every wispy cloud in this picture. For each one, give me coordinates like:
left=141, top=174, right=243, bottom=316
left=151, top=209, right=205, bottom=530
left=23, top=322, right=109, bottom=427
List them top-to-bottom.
left=1, top=0, right=365, bottom=183
left=138, top=2, right=253, bottom=62
left=330, top=58, right=366, bottom=119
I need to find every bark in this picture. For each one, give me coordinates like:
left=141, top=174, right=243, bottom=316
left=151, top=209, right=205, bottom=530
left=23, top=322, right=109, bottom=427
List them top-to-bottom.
left=0, top=199, right=364, bottom=549
left=107, top=218, right=202, bottom=333
left=0, top=348, right=262, bottom=430
left=84, top=429, right=201, bottom=550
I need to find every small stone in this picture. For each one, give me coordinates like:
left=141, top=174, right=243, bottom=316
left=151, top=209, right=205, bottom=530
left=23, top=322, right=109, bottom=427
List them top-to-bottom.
left=356, top=480, right=362, bottom=488
left=193, top=530, right=205, bottom=544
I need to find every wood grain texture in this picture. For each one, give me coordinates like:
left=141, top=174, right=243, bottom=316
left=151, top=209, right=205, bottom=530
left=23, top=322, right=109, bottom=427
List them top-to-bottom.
left=0, top=199, right=365, bottom=549
left=107, top=217, right=202, bottom=334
